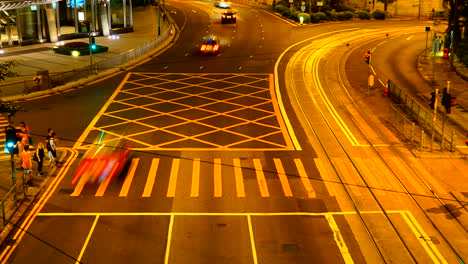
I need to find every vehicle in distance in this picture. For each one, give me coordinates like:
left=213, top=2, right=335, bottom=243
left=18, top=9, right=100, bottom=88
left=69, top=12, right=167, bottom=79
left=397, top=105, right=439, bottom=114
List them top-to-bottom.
left=214, top=0, right=231, bottom=8
left=221, top=9, right=236, bottom=23
left=200, top=36, right=220, bottom=55
left=72, top=134, right=132, bottom=185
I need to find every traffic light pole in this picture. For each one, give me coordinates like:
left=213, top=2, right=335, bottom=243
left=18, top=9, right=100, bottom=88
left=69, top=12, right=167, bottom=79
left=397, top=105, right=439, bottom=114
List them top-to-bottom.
left=430, top=88, right=438, bottom=151
left=9, top=148, right=17, bottom=202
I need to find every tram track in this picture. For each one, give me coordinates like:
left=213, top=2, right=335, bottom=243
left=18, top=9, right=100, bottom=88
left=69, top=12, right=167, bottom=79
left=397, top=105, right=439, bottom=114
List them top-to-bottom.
left=285, top=28, right=466, bottom=263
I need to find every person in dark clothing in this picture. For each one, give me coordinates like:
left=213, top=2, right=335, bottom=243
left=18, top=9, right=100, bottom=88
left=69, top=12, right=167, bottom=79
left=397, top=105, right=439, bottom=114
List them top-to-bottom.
left=46, top=128, right=57, bottom=166
left=34, top=142, right=45, bottom=176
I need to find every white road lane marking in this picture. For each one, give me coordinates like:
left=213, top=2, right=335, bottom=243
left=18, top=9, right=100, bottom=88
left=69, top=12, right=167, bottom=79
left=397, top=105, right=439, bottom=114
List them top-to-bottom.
left=401, top=211, right=447, bottom=264
left=325, top=213, right=353, bottom=263
left=76, top=215, right=100, bottom=264
left=164, top=215, right=175, bottom=264
left=247, top=215, right=259, bottom=264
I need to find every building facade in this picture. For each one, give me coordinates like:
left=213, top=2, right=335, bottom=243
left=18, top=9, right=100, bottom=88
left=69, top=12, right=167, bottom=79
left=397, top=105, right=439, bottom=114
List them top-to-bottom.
left=0, top=0, right=133, bottom=47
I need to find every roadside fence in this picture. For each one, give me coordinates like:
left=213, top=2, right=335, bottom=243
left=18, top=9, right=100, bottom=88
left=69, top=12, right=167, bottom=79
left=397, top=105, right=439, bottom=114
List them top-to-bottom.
left=0, top=18, right=171, bottom=99
left=387, top=79, right=458, bottom=152
left=0, top=174, right=27, bottom=231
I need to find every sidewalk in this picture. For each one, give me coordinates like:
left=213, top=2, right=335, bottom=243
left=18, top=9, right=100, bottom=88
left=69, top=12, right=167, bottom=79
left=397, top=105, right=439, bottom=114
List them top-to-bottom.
left=0, top=5, right=174, bottom=100
left=0, top=5, right=175, bottom=233
left=417, top=47, right=468, bottom=138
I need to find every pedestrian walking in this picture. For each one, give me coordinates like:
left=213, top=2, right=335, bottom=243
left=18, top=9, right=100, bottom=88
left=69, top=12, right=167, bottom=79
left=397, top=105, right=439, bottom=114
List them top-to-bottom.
left=438, top=35, right=444, bottom=52
left=18, top=121, right=33, bottom=146
left=46, top=128, right=57, bottom=167
left=34, top=142, right=45, bottom=176
left=21, top=145, right=33, bottom=185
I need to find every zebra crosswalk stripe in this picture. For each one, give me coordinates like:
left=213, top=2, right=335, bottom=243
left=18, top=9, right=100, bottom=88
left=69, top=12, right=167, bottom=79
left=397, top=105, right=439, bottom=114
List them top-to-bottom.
left=119, top=158, right=139, bottom=197
left=143, top=158, right=159, bottom=197
left=191, top=158, right=200, bottom=197
left=273, top=158, right=293, bottom=197
left=314, top=158, right=336, bottom=197
left=334, top=158, right=361, bottom=196
left=353, top=158, right=386, bottom=196
left=167, top=159, right=180, bottom=197
left=214, top=159, right=222, bottom=197
left=233, top=159, right=246, bottom=197
left=253, top=159, right=269, bottom=197
left=294, top=159, right=315, bottom=198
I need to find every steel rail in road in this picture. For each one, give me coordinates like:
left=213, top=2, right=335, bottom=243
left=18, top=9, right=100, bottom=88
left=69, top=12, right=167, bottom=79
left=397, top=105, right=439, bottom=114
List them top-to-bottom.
left=286, top=27, right=460, bottom=263
left=334, top=29, right=467, bottom=262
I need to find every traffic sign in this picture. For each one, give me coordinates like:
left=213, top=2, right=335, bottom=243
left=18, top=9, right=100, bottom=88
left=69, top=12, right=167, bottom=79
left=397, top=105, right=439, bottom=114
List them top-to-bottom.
left=301, top=1, right=305, bottom=5
left=317, top=1, right=323, bottom=6
left=301, top=5, right=305, bottom=11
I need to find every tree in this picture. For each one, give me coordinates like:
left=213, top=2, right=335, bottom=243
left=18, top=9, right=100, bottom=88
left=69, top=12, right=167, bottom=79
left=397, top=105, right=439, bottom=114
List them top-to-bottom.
left=376, top=0, right=396, bottom=11
left=446, top=0, right=468, bottom=68
left=0, top=59, right=24, bottom=124
left=0, top=59, right=21, bottom=81
left=0, top=101, right=23, bottom=124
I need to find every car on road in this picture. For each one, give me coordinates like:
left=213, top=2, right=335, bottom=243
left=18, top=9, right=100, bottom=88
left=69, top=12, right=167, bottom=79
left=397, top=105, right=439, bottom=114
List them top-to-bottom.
left=214, top=0, right=231, bottom=8
left=221, top=9, right=236, bottom=24
left=200, top=36, right=220, bottom=55
left=72, top=133, right=132, bottom=185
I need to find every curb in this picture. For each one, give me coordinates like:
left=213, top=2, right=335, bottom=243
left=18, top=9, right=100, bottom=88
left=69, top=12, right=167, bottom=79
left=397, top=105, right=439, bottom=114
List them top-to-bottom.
left=2, top=23, right=177, bottom=103
left=0, top=149, right=67, bottom=247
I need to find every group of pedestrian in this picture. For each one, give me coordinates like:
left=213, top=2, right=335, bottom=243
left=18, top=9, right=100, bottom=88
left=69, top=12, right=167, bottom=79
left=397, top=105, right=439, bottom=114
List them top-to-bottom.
left=14, top=121, right=58, bottom=186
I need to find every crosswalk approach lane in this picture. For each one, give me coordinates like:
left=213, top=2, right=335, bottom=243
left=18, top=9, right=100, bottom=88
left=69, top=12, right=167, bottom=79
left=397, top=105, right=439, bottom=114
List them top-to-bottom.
left=68, top=156, right=453, bottom=200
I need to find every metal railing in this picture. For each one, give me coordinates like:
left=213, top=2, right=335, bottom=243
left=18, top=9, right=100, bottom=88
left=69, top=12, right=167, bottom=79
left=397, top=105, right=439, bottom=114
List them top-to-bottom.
left=0, top=20, right=172, bottom=100
left=387, top=79, right=458, bottom=152
left=0, top=177, right=27, bottom=230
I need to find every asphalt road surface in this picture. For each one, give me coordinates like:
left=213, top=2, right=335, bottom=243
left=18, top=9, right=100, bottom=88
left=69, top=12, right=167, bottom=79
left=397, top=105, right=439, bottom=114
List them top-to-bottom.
left=1, top=1, right=466, bottom=263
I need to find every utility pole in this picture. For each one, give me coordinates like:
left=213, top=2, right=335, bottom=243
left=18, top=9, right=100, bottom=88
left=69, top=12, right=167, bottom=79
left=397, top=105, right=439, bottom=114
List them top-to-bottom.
left=158, top=0, right=161, bottom=36
left=430, top=88, right=438, bottom=151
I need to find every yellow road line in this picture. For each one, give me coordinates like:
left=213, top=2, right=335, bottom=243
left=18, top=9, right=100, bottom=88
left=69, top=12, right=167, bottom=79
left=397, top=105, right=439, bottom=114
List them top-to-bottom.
left=74, top=73, right=131, bottom=149
left=269, top=74, right=295, bottom=150
left=1, top=149, right=79, bottom=263
left=119, top=158, right=139, bottom=197
left=143, top=158, right=159, bottom=197
left=191, top=158, right=200, bottom=197
left=214, top=158, right=222, bottom=197
left=273, top=158, right=293, bottom=197
left=314, top=158, right=337, bottom=197
left=167, top=159, right=180, bottom=197
left=233, top=159, right=245, bottom=197
left=253, top=159, right=269, bottom=197
left=294, top=159, right=315, bottom=198
left=95, top=170, right=112, bottom=197
left=70, top=173, right=88, bottom=197
left=37, top=210, right=407, bottom=217
left=401, top=211, right=447, bottom=264
left=325, top=214, right=354, bottom=263
left=76, top=215, right=100, bottom=264
left=164, top=215, right=175, bottom=264
left=247, top=215, right=259, bottom=264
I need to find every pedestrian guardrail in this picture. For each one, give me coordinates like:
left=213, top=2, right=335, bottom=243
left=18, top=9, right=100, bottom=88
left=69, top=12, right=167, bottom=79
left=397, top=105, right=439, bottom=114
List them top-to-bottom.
left=0, top=15, right=171, bottom=100
left=387, top=80, right=458, bottom=152
left=0, top=179, right=27, bottom=231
